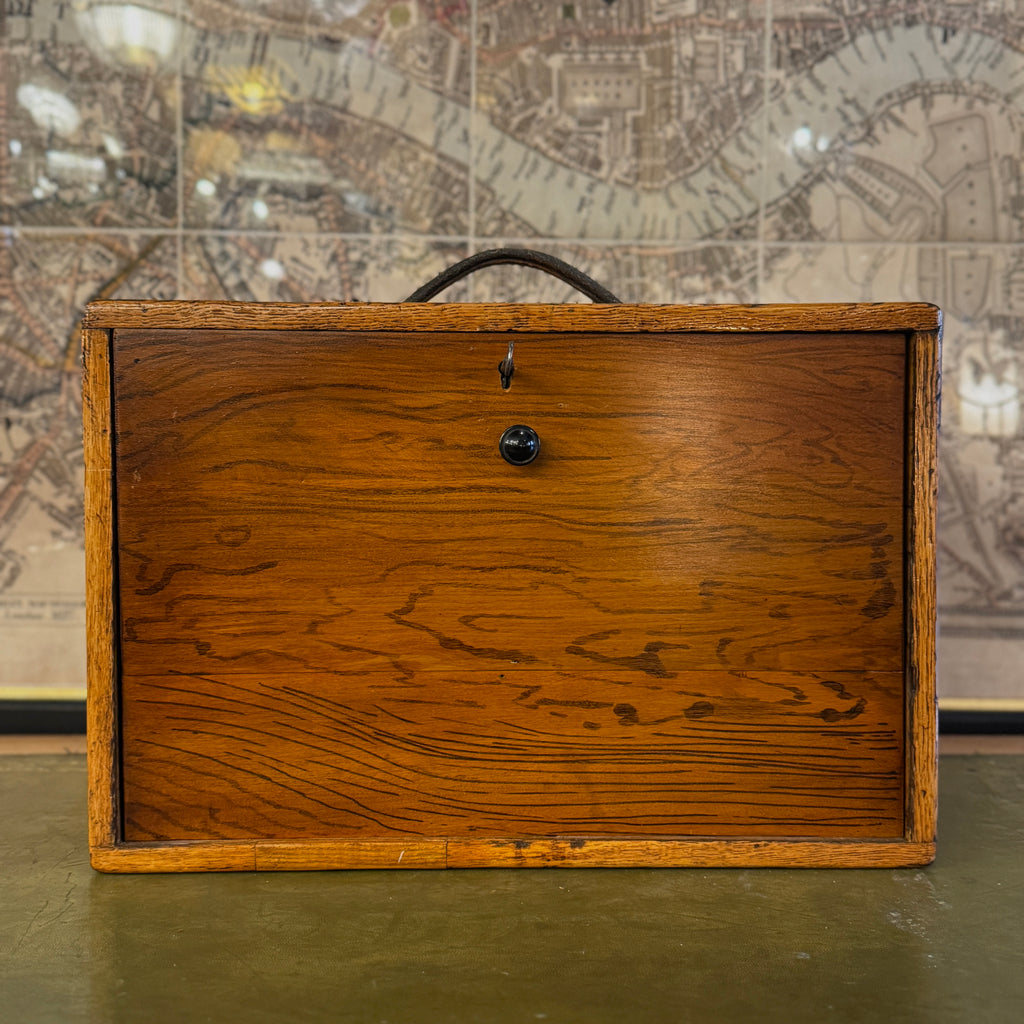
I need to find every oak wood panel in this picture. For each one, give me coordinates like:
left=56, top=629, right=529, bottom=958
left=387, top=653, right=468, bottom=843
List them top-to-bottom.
left=85, top=300, right=942, bottom=334
left=83, top=303, right=940, bottom=869
left=82, top=328, right=119, bottom=853
left=905, top=329, right=940, bottom=843
left=112, top=330, right=906, bottom=682
left=120, top=668, right=904, bottom=841
left=89, top=838, right=447, bottom=872
left=90, top=838, right=935, bottom=872
left=444, top=838, right=935, bottom=868
left=445, top=838, right=935, bottom=868
left=256, top=839, right=446, bottom=870
left=92, top=841, right=258, bottom=873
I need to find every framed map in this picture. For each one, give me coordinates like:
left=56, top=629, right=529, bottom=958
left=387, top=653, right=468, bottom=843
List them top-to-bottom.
left=3, top=0, right=1023, bottom=719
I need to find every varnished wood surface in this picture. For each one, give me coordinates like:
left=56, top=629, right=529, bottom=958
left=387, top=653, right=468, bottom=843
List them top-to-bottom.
left=85, top=300, right=941, bottom=334
left=110, top=326, right=909, bottom=846
left=82, top=329, right=119, bottom=852
left=905, top=329, right=940, bottom=843
left=113, top=330, right=906, bottom=681
left=120, top=669, right=904, bottom=841
left=90, top=837, right=935, bottom=872
left=90, top=837, right=448, bottom=872
left=443, top=837, right=935, bottom=869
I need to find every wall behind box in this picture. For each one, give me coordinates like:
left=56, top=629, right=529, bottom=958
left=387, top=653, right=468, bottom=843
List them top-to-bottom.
left=1, top=0, right=1022, bottom=705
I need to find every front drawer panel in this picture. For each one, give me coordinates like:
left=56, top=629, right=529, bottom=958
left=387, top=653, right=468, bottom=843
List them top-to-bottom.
left=111, top=327, right=907, bottom=842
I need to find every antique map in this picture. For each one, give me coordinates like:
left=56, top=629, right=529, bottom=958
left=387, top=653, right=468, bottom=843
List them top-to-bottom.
left=2, top=0, right=1023, bottom=698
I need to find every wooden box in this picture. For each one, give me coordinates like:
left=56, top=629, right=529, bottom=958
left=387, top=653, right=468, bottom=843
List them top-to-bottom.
left=83, top=301, right=940, bottom=871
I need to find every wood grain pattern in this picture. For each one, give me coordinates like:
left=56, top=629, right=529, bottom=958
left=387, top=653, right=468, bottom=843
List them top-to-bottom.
left=85, top=300, right=941, bottom=334
left=82, top=302, right=940, bottom=870
left=110, top=326, right=908, bottom=847
left=82, top=328, right=119, bottom=855
left=905, top=329, right=940, bottom=844
left=113, top=330, right=906, bottom=682
left=120, top=669, right=904, bottom=841
left=90, top=837, right=935, bottom=872
left=90, top=838, right=448, bottom=872
left=444, top=838, right=935, bottom=868
left=255, top=839, right=446, bottom=870
left=92, top=841, right=259, bottom=873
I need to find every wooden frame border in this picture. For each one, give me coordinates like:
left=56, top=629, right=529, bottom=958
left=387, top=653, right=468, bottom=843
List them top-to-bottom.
left=85, top=300, right=940, bottom=334
left=85, top=303, right=940, bottom=871
left=82, top=328, right=121, bottom=856
left=904, top=328, right=941, bottom=847
left=89, top=838, right=936, bottom=873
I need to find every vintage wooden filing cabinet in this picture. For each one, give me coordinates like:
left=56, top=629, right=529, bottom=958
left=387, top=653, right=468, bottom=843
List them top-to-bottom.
left=83, top=299, right=940, bottom=871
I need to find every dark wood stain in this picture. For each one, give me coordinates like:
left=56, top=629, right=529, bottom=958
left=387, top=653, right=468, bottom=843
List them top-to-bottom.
left=107, top=327, right=910, bottom=844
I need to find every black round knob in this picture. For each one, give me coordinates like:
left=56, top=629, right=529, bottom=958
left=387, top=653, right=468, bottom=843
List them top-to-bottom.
left=499, top=424, right=540, bottom=466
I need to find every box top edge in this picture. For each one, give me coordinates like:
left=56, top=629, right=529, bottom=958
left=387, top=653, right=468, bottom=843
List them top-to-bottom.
left=83, top=300, right=942, bottom=333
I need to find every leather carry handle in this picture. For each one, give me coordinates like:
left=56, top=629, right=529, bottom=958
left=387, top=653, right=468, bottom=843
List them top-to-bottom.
left=404, top=247, right=622, bottom=304
left=405, top=247, right=621, bottom=391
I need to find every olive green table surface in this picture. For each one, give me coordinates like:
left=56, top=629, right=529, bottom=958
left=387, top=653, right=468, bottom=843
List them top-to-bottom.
left=2, top=755, right=1021, bottom=1024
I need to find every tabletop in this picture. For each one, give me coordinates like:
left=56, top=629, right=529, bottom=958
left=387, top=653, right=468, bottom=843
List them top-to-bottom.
left=1, top=754, right=1021, bottom=1024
